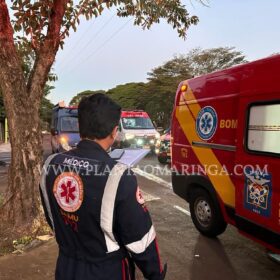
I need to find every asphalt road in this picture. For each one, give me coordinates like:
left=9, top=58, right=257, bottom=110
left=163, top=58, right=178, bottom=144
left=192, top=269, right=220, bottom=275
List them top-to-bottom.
left=0, top=136, right=280, bottom=279
left=0, top=152, right=10, bottom=166
left=137, top=173, right=280, bottom=279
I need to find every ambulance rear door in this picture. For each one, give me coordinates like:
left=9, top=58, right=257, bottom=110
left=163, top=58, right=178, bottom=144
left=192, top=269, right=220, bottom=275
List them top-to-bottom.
left=234, top=96, right=280, bottom=251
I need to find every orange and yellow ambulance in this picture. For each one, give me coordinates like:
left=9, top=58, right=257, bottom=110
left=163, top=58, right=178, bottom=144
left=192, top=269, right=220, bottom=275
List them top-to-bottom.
left=171, top=55, right=280, bottom=253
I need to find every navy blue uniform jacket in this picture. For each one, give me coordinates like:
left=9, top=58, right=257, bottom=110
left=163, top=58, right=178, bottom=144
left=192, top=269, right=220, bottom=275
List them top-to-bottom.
left=40, top=140, right=165, bottom=280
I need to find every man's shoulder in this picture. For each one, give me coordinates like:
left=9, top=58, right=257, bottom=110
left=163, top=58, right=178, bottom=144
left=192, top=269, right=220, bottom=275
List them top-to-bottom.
left=44, top=150, right=120, bottom=176
left=47, top=151, right=100, bottom=166
left=43, top=153, right=59, bottom=167
left=116, top=166, right=137, bottom=198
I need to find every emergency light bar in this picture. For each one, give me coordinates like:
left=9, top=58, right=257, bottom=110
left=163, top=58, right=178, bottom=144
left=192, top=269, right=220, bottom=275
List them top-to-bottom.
left=58, top=101, right=66, bottom=108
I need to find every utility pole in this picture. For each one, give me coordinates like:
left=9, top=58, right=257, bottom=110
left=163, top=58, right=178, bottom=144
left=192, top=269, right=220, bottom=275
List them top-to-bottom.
left=4, top=117, right=8, bottom=143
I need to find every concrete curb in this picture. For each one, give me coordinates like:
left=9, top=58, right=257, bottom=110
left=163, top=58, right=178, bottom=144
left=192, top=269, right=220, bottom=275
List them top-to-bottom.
left=0, top=143, right=11, bottom=153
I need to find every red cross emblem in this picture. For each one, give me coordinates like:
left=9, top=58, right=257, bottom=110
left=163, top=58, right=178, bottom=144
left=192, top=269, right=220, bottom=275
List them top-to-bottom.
left=53, top=172, right=84, bottom=212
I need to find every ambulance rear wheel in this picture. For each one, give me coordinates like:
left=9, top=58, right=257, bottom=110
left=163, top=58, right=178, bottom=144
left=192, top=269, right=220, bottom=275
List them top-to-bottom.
left=158, top=155, right=168, bottom=164
left=189, top=188, right=227, bottom=237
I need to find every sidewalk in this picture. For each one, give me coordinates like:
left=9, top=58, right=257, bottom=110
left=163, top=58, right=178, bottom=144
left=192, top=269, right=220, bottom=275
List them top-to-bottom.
left=0, top=143, right=11, bottom=153
left=0, top=238, right=144, bottom=280
left=0, top=239, right=57, bottom=280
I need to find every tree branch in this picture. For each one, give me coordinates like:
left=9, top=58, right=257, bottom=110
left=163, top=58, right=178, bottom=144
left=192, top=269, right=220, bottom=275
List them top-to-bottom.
left=0, top=0, right=27, bottom=103
left=0, top=0, right=14, bottom=44
left=27, top=0, right=69, bottom=103
left=60, top=0, right=91, bottom=40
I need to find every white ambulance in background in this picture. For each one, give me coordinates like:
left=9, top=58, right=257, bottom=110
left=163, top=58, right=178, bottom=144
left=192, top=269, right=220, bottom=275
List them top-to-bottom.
left=115, top=110, right=160, bottom=152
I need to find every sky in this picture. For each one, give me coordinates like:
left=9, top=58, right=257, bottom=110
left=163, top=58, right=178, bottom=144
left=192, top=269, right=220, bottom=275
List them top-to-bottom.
left=49, top=0, right=280, bottom=104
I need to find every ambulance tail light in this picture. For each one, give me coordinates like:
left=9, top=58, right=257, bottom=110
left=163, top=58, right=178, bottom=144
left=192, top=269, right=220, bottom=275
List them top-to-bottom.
left=176, top=84, right=188, bottom=106
left=181, top=85, right=188, bottom=92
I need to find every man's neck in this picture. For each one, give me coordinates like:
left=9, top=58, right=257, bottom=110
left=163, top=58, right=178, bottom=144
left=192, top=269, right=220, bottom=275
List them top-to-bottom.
left=83, top=137, right=110, bottom=151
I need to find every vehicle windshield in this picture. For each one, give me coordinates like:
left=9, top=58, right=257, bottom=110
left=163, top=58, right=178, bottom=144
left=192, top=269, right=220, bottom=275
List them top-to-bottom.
left=60, top=116, right=79, bottom=132
left=122, top=117, right=154, bottom=130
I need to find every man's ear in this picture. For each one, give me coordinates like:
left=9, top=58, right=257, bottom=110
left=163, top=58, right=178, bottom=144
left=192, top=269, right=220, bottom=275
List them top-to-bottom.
left=111, top=126, right=119, bottom=139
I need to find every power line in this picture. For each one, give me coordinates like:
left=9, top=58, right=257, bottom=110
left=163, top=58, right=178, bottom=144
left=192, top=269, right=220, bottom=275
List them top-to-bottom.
left=57, top=13, right=116, bottom=72
left=65, top=17, right=133, bottom=75
left=55, top=18, right=96, bottom=69
left=84, top=18, right=133, bottom=60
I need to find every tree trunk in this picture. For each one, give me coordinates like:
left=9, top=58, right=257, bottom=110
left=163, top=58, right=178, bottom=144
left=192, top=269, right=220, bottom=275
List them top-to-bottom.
left=0, top=0, right=69, bottom=236
left=0, top=8, right=44, bottom=232
left=0, top=89, right=43, bottom=233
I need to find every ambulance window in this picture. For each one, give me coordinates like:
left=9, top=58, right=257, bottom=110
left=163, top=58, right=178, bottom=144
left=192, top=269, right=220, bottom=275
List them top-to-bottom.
left=247, top=103, right=280, bottom=155
left=60, top=116, right=79, bottom=132
left=52, top=117, right=58, bottom=130
left=121, top=117, right=154, bottom=129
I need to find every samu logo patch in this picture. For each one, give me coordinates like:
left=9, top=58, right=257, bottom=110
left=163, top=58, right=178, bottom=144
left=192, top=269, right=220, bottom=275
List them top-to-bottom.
left=196, top=106, right=218, bottom=140
left=53, top=172, right=84, bottom=213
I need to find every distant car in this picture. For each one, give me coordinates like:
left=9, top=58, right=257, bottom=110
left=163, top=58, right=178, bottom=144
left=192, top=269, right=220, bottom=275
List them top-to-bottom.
left=156, top=128, right=171, bottom=164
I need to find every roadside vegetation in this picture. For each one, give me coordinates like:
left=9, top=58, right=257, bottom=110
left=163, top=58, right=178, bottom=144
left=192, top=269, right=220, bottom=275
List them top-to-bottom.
left=70, top=47, right=247, bottom=128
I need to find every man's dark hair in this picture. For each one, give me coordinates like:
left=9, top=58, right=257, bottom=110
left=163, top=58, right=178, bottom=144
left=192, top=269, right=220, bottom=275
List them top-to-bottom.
left=78, top=93, right=121, bottom=139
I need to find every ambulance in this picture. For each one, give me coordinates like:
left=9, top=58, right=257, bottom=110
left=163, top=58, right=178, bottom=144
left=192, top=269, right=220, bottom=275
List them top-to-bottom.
left=171, top=55, right=280, bottom=253
left=51, top=102, right=80, bottom=153
left=115, top=110, right=160, bottom=152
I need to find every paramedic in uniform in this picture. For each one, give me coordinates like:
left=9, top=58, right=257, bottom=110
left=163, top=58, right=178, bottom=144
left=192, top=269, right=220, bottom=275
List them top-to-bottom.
left=40, top=93, right=166, bottom=280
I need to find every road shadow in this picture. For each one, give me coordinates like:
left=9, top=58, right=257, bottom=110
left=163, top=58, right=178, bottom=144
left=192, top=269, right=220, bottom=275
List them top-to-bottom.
left=190, top=235, right=237, bottom=280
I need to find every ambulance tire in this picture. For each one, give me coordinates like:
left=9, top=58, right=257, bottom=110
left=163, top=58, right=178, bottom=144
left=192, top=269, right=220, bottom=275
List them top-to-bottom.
left=158, top=155, right=168, bottom=164
left=189, top=188, right=227, bottom=238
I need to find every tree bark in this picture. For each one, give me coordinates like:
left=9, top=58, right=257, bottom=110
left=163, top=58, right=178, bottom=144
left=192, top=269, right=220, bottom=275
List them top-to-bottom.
left=0, top=0, right=69, bottom=234
left=0, top=1, right=40, bottom=232
left=0, top=71, right=43, bottom=232
left=0, top=94, right=43, bottom=232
